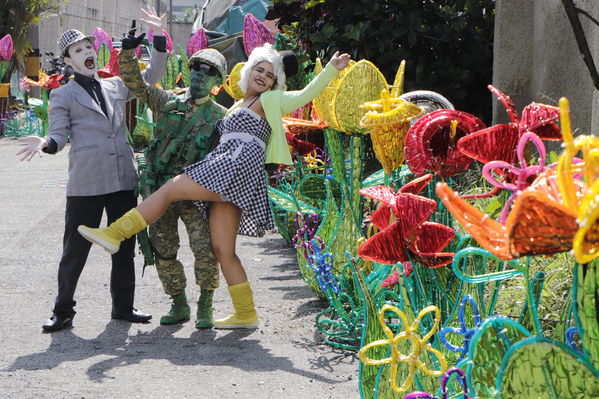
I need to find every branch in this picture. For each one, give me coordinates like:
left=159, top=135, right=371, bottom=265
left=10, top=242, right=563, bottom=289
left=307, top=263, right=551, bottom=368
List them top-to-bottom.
left=561, top=0, right=599, bottom=91
left=576, top=6, right=599, bottom=27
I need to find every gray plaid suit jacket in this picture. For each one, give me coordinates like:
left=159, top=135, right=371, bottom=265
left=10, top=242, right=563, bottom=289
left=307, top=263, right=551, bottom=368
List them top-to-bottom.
left=47, top=49, right=167, bottom=196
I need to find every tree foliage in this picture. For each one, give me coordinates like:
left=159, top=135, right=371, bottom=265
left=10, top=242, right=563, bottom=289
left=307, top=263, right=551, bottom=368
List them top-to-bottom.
left=0, top=0, right=61, bottom=58
left=269, top=0, right=495, bottom=122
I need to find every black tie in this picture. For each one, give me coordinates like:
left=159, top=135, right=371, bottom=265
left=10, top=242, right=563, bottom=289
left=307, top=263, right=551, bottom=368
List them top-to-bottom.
left=90, top=79, right=109, bottom=118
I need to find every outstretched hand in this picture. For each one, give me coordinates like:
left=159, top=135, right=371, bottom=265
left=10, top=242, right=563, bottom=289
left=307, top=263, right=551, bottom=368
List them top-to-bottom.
left=140, top=5, right=166, bottom=34
left=121, top=28, right=146, bottom=50
left=330, top=51, right=351, bottom=71
left=16, top=136, right=47, bottom=162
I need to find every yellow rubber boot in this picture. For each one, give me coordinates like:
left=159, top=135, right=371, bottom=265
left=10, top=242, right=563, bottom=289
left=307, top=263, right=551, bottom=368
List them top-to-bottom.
left=78, top=209, right=147, bottom=254
left=214, top=281, right=258, bottom=329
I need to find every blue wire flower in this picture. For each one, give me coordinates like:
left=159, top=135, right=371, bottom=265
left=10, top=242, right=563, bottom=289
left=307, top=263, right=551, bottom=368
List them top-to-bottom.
left=307, top=239, right=339, bottom=294
left=439, top=295, right=482, bottom=362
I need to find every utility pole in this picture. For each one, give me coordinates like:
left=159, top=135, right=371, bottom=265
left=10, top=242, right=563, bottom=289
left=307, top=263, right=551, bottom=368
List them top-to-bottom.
left=169, top=0, right=172, bottom=33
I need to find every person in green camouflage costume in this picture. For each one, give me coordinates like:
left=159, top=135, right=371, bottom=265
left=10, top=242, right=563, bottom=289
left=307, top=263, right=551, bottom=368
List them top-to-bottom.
left=119, top=46, right=227, bottom=328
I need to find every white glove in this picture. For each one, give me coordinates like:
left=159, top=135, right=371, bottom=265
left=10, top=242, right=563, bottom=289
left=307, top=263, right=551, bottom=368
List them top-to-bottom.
left=17, top=136, right=48, bottom=161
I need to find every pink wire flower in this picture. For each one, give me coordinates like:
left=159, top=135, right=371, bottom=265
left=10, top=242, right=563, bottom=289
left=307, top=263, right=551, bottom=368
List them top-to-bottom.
left=242, top=14, right=274, bottom=56
left=91, top=27, right=113, bottom=53
left=186, top=29, right=208, bottom=57
left=0, top=34, right=14, bottom=61
left=482, top=132, right=546, bottom=223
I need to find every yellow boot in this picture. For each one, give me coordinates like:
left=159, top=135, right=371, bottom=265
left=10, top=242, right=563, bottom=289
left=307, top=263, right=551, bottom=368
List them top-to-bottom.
left=78, top=209, right=147, bottom=254
left=214, top=281, right=258, bottom=329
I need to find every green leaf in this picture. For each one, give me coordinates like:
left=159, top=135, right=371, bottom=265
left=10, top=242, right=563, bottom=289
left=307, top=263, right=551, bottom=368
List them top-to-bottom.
left=97, top=43, right=110, bottom=69
left=177, top=44, right=190, bottom=87
left=160, top=54, right=180, bottom=90
left=548, top=150, right=559, bottom=164
left=267, top=186, right=320, bottom=214
left=484, top=198, right=503, bottom=219
left=468, top=316, right=531, bottom=397
left=499, top=338, right=599, bottom=397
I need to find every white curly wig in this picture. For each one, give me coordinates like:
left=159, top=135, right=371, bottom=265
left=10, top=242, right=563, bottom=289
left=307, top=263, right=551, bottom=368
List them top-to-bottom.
left=238, top=43, right=287, bottom=93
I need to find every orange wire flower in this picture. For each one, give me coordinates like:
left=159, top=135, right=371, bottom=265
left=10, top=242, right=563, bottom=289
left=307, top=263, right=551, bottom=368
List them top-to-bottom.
left=21, top=71, right=62, bottom=90
left=435, top=168, right=583, bottom=260
left=359, top=174, right=455, bottom=270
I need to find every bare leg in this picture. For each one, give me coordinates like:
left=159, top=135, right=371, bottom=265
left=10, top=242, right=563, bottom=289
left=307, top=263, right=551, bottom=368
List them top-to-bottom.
left=138, top=174, right=222, bottom=224
left=208, top=202, right=247, bottom=286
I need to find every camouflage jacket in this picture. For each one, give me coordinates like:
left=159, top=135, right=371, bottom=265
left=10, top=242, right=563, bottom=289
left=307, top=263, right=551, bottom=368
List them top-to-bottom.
left=119, top=49, right=226, bottom=196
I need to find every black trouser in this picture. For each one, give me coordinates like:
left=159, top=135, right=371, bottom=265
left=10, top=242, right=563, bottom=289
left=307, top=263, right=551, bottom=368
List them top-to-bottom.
left=53, top=190, right=137, bottom=317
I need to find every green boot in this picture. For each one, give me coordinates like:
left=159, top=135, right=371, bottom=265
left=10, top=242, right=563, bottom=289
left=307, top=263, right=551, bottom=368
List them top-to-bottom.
left=196, top=290, right=214, bottom=329
left=160, top=292, right=190, bottom=325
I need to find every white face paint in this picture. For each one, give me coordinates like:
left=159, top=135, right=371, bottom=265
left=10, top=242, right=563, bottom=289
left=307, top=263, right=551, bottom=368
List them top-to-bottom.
left=64, top=39, right=97, bottom=77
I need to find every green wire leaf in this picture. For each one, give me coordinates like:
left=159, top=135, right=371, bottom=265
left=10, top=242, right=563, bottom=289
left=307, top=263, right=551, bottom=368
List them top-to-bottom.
left=97, top=43, right=110, bottom=69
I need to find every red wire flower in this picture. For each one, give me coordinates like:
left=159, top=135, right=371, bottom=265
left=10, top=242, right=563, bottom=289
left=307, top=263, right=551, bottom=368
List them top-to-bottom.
left=97, top=48, right=120, bottom=78
left=457, top=85, right=561, bottom=166
left=405, top=110, right=486, bottom=178
left=358, top=174, right=455, bottom=272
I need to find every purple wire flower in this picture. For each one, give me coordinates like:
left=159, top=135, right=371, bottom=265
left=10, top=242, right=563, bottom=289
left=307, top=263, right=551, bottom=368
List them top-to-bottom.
left=186, top=29, right=208, bottom=57
left=292, top=212, right=323, bottom=259
left=404, top=367, right=469, bottom=399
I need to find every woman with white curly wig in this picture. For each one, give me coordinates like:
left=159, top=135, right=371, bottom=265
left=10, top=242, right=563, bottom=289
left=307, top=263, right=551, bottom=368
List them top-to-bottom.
left=78, top=43, right=351, bottom=329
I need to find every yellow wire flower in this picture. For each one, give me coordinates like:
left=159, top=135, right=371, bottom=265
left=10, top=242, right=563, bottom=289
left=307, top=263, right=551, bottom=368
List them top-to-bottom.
left=360, top=89, right=424, bottom=174
left=556, top=97, right=599, bottom=263
left=302, top=150, right=325, bottom=172
left=358, top=304, right=447, bottom=392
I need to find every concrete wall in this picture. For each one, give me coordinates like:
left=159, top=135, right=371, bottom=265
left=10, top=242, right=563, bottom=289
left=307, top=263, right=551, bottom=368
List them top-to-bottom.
left=494, top=0, right=599, bottom=134
left=168, top=22, right=194, bottom=53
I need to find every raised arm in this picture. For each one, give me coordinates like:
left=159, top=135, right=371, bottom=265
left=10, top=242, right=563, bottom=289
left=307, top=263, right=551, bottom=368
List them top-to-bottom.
left=121, top=6, right=168, bottom=102
left=119, top=48, right=172, bottom=112
left=279, top=51, right=351, bottom=114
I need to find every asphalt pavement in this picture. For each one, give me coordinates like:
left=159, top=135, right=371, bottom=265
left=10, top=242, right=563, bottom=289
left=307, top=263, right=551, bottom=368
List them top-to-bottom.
left=0, top=137, right=359, bottom=398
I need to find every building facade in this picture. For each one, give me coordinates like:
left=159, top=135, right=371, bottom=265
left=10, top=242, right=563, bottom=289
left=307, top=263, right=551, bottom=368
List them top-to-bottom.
left=29, top=0, right=167, bottom=66
left=493, top=0, right=599, bottom=133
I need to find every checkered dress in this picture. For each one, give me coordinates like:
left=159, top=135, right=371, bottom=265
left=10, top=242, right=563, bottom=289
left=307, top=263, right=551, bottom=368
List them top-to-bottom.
left=184, top=107, right=274, bottom=237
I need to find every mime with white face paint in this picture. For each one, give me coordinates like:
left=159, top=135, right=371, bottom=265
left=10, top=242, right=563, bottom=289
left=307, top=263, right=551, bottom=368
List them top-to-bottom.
left=16, top=7, right=168, bottom=333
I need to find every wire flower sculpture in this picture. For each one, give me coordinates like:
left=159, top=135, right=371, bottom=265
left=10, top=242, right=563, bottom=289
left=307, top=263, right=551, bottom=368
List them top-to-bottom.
left=242, top=13, right=274, bottom=56
left=457, top=85, right=561, bottom=167
left=359, top=89, right=424, bottom=174
left=557, top=98, right=599, bottom=263
left=405, top=109, right=486, bottom=178
left=482, top=131, right=547, bottom=223
left=436, top=173, right=580, bottom=260
left=359, top=174, right=455, bottom=269
left=292, top=212, right=324, bottom=260
left=307, top=239, right=339, bottom=294
left=439, top=295, right=482, bottom=363
left=359, top=304, right=448, bottom=393
left=404, top=367, right=469, bottom=399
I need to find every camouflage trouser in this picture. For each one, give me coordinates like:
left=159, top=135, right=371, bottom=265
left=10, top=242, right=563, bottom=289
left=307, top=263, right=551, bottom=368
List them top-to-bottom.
left=149, top=200, right=219, bottom=295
